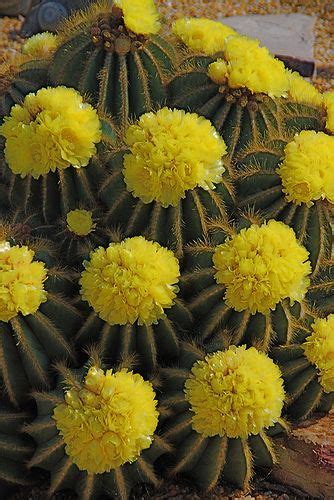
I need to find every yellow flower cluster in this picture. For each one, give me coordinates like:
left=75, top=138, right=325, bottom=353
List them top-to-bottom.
left=114, top=0, right=160, bottom=35
left=172, top=17, right=236, bottom=55
left=22, top=32, right=59, bottom=60
left=223, top=36, right=289, bottom=98
left=208, top=59, right=228, bottom=85
left=287, top=71, right=323, bottom=107
left=0, top=86, right=101, bottom=179
left=323, top=92, right=334, bottom=134
left=123, top=108, right=226, bottom=207
left=277, top=130, right=334, bottom=206
left=66, top=209, right=95, bottom=237
left=213, top=220, right=311, bottom=314
left=80, top=236, right=180, bottom=326
left=0, top=241, right=47, bottom=322
left=303, top=315, right=334, bottom=393
left=184, top=346, right=285, bottom=438
left=53, top=366, right=158, bottom=474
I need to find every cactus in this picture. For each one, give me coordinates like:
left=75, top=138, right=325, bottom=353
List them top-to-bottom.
left=48, top=0, right=179, bottom=129
left=0, top=218, right=82, bottom=407
left=76, top=234, right=192, bottom=373
left=159, top=341, right=287, bottom=490
left=25, top=356, right=171, bottom=499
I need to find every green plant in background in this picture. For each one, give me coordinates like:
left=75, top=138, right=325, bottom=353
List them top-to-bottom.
left=0, top=0, right=333, bottom=497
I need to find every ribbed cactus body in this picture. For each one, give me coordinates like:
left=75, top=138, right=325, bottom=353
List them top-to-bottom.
left=49, top=9, right=178, bottom=128
left=99, top=150, right=234, bottom=260
left=160, top=342, right=286, bottom=490
left=26, top=371, right=170, bottom=500
left=0, top=404, right=36, bottom=492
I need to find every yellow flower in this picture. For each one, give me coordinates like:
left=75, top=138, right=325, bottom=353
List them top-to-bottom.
left=114, top=0, right=160, bottom=35
left=172, top=17, right=236, bottom=55
left=22, top=32, right=59, bottom=59
left=224, top=35, right=289, bottom=98
left=208, top=59, right=228, bottom=84
left=287, top=70, right=323, bottom=107
left=0, top=86, right=101, bottom=179
left=323, top=92, right=334, bottom=133
left=123, top=107, right=226, bottom=207
left=277, top=130, right=334, bottom=206
left=66, top=209, right=95, bottom=237
left=213, top=220, right=311, bottom=315
left=80, top=236, right=180, bottom=326
left=0, top=241, right=47, bottom=322
left=303, top=315, right=334, bottom=393
left=185, top=346, right=285, bottom=438
left=53, top=366, right=159, bottom=474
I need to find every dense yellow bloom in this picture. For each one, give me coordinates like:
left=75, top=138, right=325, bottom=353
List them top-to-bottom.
left=114, top=0, right=160, bottom=35
left=172, top=17, right=236, bottom=55
left=22, top=32, right=59, bottom=59
left=224, top=35, right=289, bottom=97
left=208, top=59, right=228, bottom=84
left=287, top=70, right=323, bottom=107
left=0, top=86, right=101, bottom=179
left=323, top=92, right=334, bottom=133
left=123, top=108, right=226, bottom=207
left=277, top=130, right=334, bottom=206
left=66, top=209, right=95, bottom=237
left=213, top=220, right=311, bottom=314
left=80, top=236, right=180, bottom=325
left=0, top=241, right=47, bottom=322
left=303, top=315, right=334, bottom=393
left=185, top=346, right=285, bottom=438
left=53, top=366, right=158, bottom=474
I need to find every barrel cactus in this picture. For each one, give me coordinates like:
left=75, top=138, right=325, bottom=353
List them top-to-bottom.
left=0, top=1, right=333, bottom=497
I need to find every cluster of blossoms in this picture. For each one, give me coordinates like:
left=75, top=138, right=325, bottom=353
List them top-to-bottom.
left=114, top=0, right=160, bottom=35
left=0, top=87, right=101, bottom=178
left=123, top=107, right=227, bottom=207
left=277, top=130, right=334, bottom=206
left=213, top=220, right=311, bottom=314
left=80, top=236, right=180, bottom=326
left=0, top=241, right=47, bottom=322
left=303, top=315, right=334, bottom=394
left=185, top=345, right=285, bottom=438
left=53, top=366, right=159, bottom=473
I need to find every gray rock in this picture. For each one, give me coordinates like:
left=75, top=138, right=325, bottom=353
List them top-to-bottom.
left=218, top=14, right=316, bottom=76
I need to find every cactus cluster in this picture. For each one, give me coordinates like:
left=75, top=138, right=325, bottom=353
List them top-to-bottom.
left=0, top=1, right=333, bottom=498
